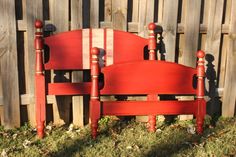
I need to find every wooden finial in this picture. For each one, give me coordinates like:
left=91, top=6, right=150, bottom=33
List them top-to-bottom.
left=35, top=20, right=43, bottom=29
left=148, top=23, right=157, bottom=60
left=148, top=23, right=156, bottom=31
left=197, top=50, right=205, bottom=59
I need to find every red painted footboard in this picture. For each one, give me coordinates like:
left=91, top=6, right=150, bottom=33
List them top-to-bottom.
left=89, top=47, right=206, bottom=139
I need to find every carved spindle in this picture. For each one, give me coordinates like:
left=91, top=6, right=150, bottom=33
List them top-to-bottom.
left=34, top=20, right=45, bottom=138
left=147, top=23, right=157, bottom=132
left=148, top=23, right=157, bottom=60
left=90, top=47, right=100, bottom=139
left=196, top=50, right=205, bottom=134
left=196, top=50, right=205, bottom=99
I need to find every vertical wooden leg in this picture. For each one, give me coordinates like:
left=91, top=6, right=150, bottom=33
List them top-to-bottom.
left=35, top=76, right=46, bottom=139
left=147, top=94, right=157, bottom=132
left=90, top=99, right=100, bottom=139
left=196, top=99, right=206, bottom=134
left=148, top=115, right=156, bottom=132
left=196, top=116, right=204, bottom=134
left=91, top=119, right=98, bottom=139
left=37, top=120, right=45, bottom=138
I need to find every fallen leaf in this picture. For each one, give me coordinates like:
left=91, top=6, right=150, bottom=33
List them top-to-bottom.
left=46, top=125, right=52, bottom=131
left=187, top=125, right=196, bottom=134
left=12, top=134, right=17, bottom=139
left=23, top=140, right=31, bottom=148
left=126, top=146, right=132, bottom=150
left=1, top=149, right=8, bottom=157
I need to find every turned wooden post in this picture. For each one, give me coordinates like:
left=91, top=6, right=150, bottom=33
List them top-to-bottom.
left=34, top=20, right=46, bottom=138
left=147, top=23, right=157, bottom=132
left=148, top=23, right=157, bottom=60
left=90, top=47, right=100, bottom=139
left=196, top=50, right=206, bottom=134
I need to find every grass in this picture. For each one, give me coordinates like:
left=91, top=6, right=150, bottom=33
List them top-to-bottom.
left=0, top=116, right=235, bottom=157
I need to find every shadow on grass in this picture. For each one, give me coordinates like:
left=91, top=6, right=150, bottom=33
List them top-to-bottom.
left=47, top=118, right=233, bottom=157
left=143, top=118, right=235, bottom=157
left=48, top=120, right=129, bottom=157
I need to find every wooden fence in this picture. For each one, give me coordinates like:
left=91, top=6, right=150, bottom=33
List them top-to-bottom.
left=0, top=0, right=235, bottom=128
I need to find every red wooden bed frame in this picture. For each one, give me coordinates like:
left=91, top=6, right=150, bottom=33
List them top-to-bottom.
left=34, top=20, right=159, bottom=138
left=34, top=20, right=206, bottom=139
left=90, top=48, right=206, bottom=138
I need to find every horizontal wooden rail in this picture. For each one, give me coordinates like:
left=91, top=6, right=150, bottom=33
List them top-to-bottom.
left=17, top=20, right=230, bottom=34
left=0, top=87, right=224, bottom=106
left=103, top=100, right=198, bottom=115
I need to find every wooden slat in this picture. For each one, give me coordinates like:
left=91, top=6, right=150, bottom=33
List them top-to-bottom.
left=0, top=0, right=20, bottom=128
left=25, top=0, right=43, bottom=127
left=50, top=0, right=71, bottom=125
left=50, top=0, right=69, bottom=32
left=71, top=0, right=84, bottom=127
left=71, top=0, right=83, bottom=29
left=90, top=0, right=99, bottom=28
left=105, top=0, right=112, bottom=22
left=112, top=0, right=128, bottom=31
left=132, top=0, right=139, bottom=22
left=138, top=0, right=155, bottom=37
left=158, top=0, right=164, bottom=23
left=162, top=0, right=179, bottom=61
left=179, top=0, right=201, bottom=120
left=180, top=0, right=186, bottom=24
left=182, top=0, right=201, bottom=67
left=202, top=0, right=210, bottom=25
left=205, top=0, right=224, bottom=76
left=219, top=0, right=232, bottom=89
left=223, top=0, right=232, bottom=25
left=222, top=1, right=236, bottom=117
left=17, top=19, right=230, bottom=34
left=219, top=36, right=228, bottom=89
left=103, top=100, right=198, bottom=116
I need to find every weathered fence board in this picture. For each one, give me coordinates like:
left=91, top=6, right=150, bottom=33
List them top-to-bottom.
left=0, top=0, right=20, bottom=128
left=49, top=0, right=71, bottom=125
left=71, top=0, right=84, bottom=127
left=90, top=0, right=99, bottom=28
left=112, top=0, right=128, bottom=31
left=138, top=0, right=154, bottom=37
left=162, top=0, right=179, bottom=61
left=179, top=0, right=201, bottom=120
left=182, top=0, right=201, bottom=67
left=205, top=0, right=224, bottom=75
left=222, top=1, right=236, bottom=117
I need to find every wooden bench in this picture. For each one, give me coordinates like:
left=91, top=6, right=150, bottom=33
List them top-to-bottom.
left=34, top=20, right=158, bottom=138
left=89, top=48, right=206, bottom=139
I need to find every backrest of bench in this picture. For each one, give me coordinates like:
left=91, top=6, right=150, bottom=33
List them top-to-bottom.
left=44, top=29, right=148, bottom=70
left=100, top=61, right=197, bottom=95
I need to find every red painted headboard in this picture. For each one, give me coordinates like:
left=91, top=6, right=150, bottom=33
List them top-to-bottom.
left=44, top=29, right=148, bottom=70
left=100, top=61, right=197, bottom=95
